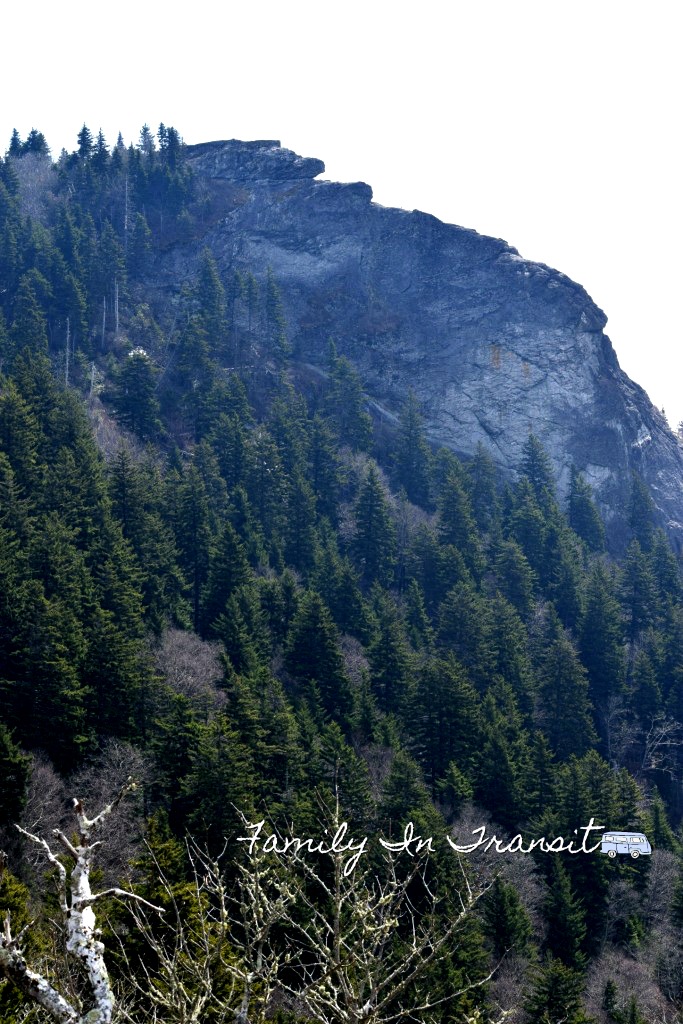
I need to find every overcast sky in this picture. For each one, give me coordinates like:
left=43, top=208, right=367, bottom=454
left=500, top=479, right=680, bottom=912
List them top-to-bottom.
left=4, top=1, right=681, bottom=426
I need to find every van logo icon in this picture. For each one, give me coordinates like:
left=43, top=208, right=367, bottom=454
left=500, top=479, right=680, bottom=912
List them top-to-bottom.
left=600, top=831, right=652, bottom=859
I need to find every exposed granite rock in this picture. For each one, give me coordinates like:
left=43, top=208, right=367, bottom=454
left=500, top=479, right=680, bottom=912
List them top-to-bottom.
left=166, top=140, right=683, bottom=548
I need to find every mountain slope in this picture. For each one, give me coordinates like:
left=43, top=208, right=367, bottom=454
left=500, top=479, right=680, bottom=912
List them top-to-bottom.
left=157, top=139, right=683, bottom=548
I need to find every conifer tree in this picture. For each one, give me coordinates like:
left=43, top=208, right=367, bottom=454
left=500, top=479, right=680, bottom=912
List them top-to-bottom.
left=77, top=123, right=94, bottom=159
left=263, top=267, right=290, bottom=363
left=11, top=273, right=49, bottom=351
left=325, top=346, right=372, bottom=450
left=113, top=348, right=162, bottom=439
left=393, top=389, right=431, bottom=506
left=519, top=432, right=558, bottom=515
left=468, top=441, right=500, bottom=532
left=175, top=464, right=212, bottom=631
left=352, top=465, right=396, bottom=587
left=568, top=466, right=606, bottom=551
left=437, top=467, right=483, bottom=576
left=629, top=473, right=656, bottom=552
left=202, top=519, right=252, bottom=633
left=493, top=536, right=536, bottom=619
left=620, top=540, right=659, bottom=643
left=436, top=581, right=496, bottom=690
left=285, top=589, right=352, bottom=721
left=367, top=589, right=413, bottom=714
left=537, top=627, right=597, bottom=759
left=413, top=655, right=481, bottom=793
left=0, top=722, right=30, bottom=825
left=544, top=858, right=587, bottom=969
left=482, top=875, right=533, bottom=961
left=524, top=956, right=590, bottom=1024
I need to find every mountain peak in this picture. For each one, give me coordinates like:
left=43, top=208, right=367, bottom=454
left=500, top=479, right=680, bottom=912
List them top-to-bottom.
left=175, top=139, right=683, bottom=549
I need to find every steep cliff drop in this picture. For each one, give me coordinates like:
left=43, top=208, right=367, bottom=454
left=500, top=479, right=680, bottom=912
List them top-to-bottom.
left=160, top=139, right=683, bottom=549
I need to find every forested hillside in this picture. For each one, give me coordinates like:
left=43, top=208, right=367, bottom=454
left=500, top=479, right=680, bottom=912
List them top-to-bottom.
left=1, top=124, right=683, bottom=1024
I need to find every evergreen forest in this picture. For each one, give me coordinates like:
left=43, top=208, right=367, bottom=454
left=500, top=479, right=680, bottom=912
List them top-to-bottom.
left=1, top=124, right=683, bottom=1024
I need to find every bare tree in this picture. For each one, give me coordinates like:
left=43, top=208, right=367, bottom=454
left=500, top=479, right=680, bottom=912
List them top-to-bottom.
left=639, top=714, right=683, bottom=780
left=0, top=780, right=162, bottom=1024
left=242, top=799, right=506, bottom=1024
left=115, top=837, right=296, bottom=1024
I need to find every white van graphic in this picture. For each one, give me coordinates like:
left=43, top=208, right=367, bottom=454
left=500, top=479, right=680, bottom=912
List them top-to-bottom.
left=600, top=831, right=652, bottom=858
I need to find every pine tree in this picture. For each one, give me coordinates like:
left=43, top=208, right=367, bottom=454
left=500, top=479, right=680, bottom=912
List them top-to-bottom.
left=77, top=123, right=94, bottom=160
left=7, top=128, right=22, bottom=158
left=195, top=248, right=227, bottom=357
left=263, top=267, right=289, bottom=363
left=11, top=273, right=49, bottom=351
left=325, top=347, right=372, bottom=450
left=113, top=348, right=162, bottom=439
left=393, top=390, right=431, bottom=506
left=307, top=413, right=343, bottom=523
left=519, top=433, right=558, bottom=515
left=468, top=441, right=500, bottom=532
left=175, top=464, right=212, bottom=631
left=352, top=465, right=396, bottom=587
left=568, top=466, right=606, bottom=551
left=437, top=467, right=483, bottom=576
left=283, top=468, right=318, bottom=573
left=629, top=473, right=656, bottom=552
left=201, top=520, right=252, bottom=632
left=494, top=536, right=536, bottom=619
left=620, top=540, right=659, bottom=643
left=579, top=561, right=625, bottom=726
left=436, top=581, right=496, bottom=690
left=285, top=589, right=352, bottom=721
left=367, top=589, right=413, bottom=714
left=537, top=627, right=597, bottom=759
left=412, top=655, right=481, bottom=793
left=0, top=722, right=30, bottom=825
left=379, top=749, right=432, bottom=822
left=544, top=858, right=587, bottom=969
left=482, top=875, right=533, bottom=960
left=524, top=956, right=590, bottom=1024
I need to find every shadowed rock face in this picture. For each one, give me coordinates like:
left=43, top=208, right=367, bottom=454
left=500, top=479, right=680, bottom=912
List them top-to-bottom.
left=170, top=139, right=683, bottom=548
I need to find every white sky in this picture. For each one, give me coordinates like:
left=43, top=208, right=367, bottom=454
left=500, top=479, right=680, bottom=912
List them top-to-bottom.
left=3, top=1, right=681, bottom=425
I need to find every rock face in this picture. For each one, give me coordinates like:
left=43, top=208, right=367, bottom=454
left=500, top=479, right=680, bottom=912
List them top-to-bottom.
left=168, top=139, right=683, bottom=548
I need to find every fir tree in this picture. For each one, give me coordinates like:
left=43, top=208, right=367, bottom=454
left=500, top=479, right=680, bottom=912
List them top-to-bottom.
left=113, top=348, right=162, bottom=440
left=393, top=389, right=431, bottom=506
left=352, top=465, right=396, bottom=587
left=285, top=589, right=352, bottom=721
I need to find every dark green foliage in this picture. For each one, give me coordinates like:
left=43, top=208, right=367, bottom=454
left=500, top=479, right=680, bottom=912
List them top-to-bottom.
left=3, top=125, right=683, bottom=1023
left=325, top=344, right=372, bottom=450
left=113, top=348, right=162, bottom=439
left=392, top=389, right=431, bottom=505
left=520, top=432, right=558, bottom=515
left=468, top=442, right=500, bottom=532
left=352, top=465, right=396, bottom=587
left=437, top=466, right=484, bottom=576
left=568, top=466, right=606, bottom=551
left=629, top=472, right=657, bottom=552
left=202, top=520, right=251, bottom=632
left=494, top=536, right=536, bottom=619
left=579, top=562, right=625, bottom=714
left=436, top=581, right=496, bottom=690
left=367, top=589, right=413, bottom=714
left=285, top=590, right=352, bottom=721
left=536, top=612, right=597, bottom=759
left=412, top=655, right=480, bottom=793
left=0, top=723, right=30, bottom=824
left=544, top=858, right=587, bottom=968
left=482, top=875, right=533, bottom=959
left=524, top=956, right=590, bottom=1024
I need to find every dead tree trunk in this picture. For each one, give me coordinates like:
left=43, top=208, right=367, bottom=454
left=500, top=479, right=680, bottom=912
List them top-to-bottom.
left=0, top=779, right=162, bottom=1024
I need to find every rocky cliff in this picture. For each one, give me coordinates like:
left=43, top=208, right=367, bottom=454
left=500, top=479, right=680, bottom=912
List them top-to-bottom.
left=161, top=139, right=683, bottom=548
